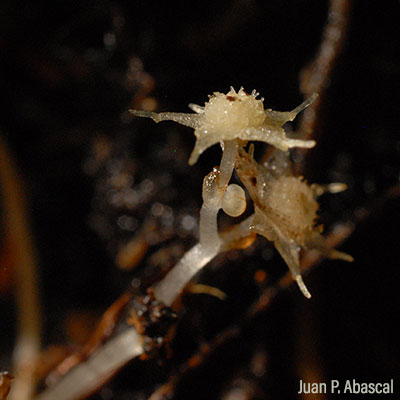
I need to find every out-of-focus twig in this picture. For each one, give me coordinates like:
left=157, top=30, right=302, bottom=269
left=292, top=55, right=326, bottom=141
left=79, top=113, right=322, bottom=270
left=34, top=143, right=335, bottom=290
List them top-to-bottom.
left=298, top=0, right=352, bottom=139
left=0, top=135, right=41, bottom=400
left=45, top=293, right=132, bottom=386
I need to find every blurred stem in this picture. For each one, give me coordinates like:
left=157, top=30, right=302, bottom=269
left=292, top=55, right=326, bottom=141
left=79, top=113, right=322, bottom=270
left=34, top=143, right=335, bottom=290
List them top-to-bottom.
left=298, top=0, right=352, bottom=140
left=0, top=135, right=41, bottom=400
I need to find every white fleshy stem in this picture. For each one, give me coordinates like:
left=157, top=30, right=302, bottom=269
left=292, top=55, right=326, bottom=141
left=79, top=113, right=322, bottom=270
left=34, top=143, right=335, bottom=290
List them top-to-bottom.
left=154, top=140, right=238, bottom=306
left=218, top=140, right=238, bottom=190
left=36, top=141, right=241, bottom=399
left=36, top=210, right=256, bottom=400
left=153, top=242, right=219, bottom=306
left=36, top=328, right=143, bottom=400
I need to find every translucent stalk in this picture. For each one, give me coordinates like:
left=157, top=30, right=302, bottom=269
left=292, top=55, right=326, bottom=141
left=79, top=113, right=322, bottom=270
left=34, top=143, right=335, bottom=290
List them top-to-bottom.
left=154, top=140, right=237, bottom=306
left=36, top=329, right=143, bottom=400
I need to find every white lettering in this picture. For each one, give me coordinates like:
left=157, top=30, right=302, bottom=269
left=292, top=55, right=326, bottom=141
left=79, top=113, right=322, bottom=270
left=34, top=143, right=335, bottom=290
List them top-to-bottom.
left=298, top=379, right=303, bottom=394
left=300, top=379, right=394, bottom=395
left=331, top=380, right=339, bottom=393
left=344, top=380, right=352, bottom=393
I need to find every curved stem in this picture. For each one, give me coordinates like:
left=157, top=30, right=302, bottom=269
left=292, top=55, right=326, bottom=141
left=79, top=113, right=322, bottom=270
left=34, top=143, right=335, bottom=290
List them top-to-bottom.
left=155, top=140, right=238, bottom=306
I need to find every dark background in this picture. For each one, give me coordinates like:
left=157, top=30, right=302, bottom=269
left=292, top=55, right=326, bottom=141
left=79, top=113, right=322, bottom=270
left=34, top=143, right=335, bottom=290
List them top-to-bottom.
left=0, top=1, right=399, bottom=399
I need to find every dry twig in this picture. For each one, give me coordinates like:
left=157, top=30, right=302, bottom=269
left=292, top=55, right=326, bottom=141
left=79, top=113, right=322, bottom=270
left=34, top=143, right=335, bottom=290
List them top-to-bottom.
left=298, top=0, right=352, bottom=139
left=0, top=136, right=41, bottom=400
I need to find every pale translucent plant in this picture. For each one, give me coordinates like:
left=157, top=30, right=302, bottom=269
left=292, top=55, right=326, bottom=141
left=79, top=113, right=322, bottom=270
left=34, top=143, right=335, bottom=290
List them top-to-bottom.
left=37, top=87, right=352, bottom=400
left=131, top=87, right=317, bottom=165
left=131, top=87, right=351, bottom=301
left=154, top=140, right=240, bottom=305
left=236, top=146, right=353, bottom=298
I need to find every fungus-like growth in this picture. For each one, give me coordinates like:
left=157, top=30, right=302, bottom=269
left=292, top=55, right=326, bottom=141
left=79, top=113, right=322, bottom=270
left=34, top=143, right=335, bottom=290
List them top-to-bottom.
left=131, top=87, right=352, bottom=301
left=130, top=88, right=317, bottom=165
left=236, top=147, right=353, bottom=298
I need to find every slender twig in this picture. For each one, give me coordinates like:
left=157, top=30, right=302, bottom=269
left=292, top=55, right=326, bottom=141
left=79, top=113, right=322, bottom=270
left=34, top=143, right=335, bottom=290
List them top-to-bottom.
left=298, top=0, right=352, bottom=139
left=0, top=136, right=41, bottom=400
left=45, top=293, right=132, bottom=386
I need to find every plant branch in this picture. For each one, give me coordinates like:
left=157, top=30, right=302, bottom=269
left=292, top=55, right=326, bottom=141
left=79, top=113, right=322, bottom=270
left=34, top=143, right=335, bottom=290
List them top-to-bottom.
left=298, top=0, right=352, bottom=139
left=0, top=135, right=41, bottom=400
